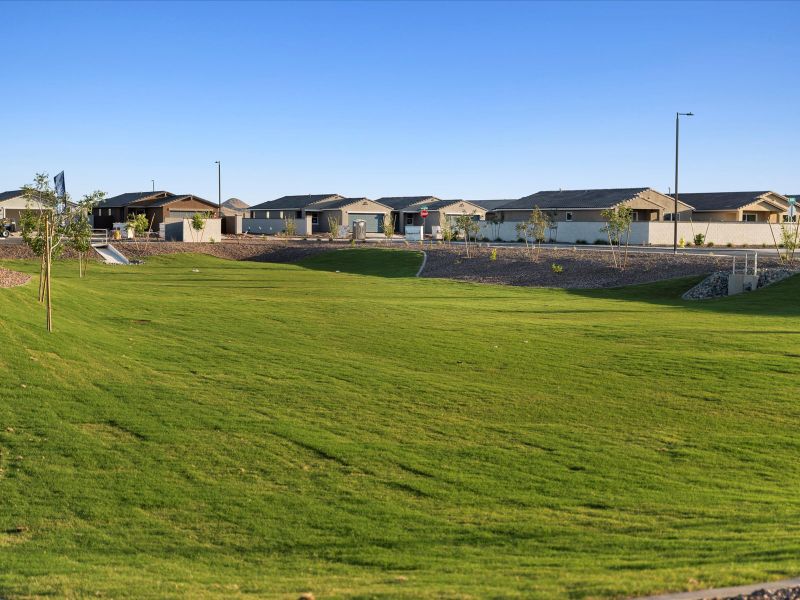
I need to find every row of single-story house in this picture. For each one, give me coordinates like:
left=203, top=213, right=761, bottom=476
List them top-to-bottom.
left=244, top=188, right=797, bottom=236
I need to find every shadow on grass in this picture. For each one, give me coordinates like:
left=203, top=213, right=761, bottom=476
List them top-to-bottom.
left=297, top=248, right=424, bottom=278
left=566, top=273, right=800, bottom=317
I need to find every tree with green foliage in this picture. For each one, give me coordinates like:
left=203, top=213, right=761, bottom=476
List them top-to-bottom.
left=21, top=173, right=105, bottom=331
left=70, top=191, right=105, bottom=277
left=601, top=205, right=634, bottom=269
left=514, top=206, right=551, bottom=259
left=189, top=211, right=212, bottom=242
left=455, top=212, right=480, bottom=258
left=382, top=213, right=395, bottom=243
left=283, top=215, right=297, bottom=237
left=327, top=215, right=340, bottom=240
left=440, top=216, right=455, bottom=246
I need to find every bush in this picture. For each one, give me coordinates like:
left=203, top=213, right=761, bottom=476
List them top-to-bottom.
left=694, top=233, right=705, bottom=246
left=517, top=237, right=525, bottom=243
left=594, top=238, right=608, bottom=245
left=575, top=239, right=587, bottom=245
left=706, top=241, right=714, bottom=247
left=726, top=242, right=734, bottom=248
left=490, top=248, right=497, bottom=261
left=551, top=263, right=563, bottom=273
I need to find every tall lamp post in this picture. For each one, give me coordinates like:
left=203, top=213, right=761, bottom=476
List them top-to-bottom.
left=673, top=112, right=694, bottom=253
left=214, top=161, right=221, bottom=217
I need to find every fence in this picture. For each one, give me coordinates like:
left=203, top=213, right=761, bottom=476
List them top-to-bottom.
left=478, top=220, right=790, bottom=246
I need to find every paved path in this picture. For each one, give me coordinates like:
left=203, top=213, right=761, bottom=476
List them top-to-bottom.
left=633, top=577, right=800, bottom=600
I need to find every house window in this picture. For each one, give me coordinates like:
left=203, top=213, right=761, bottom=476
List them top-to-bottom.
left=296, top=211, right=302, bottom=219
left=565, top=212, right=573, bottom=221
left=631, top=212, right=639, bottom=221
left=664, top=212, right=679, bottom=221
left=311, top=214, right=318, bottom=225
left=742, top=214, right=757, bottom=222
left=406, top=215, right=413, bottom=225
left=782, top=215, right=797, bottom=222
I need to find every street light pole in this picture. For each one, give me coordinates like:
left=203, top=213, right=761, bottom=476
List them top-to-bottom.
left=673, top=111, right=694, bottom=254
left=214, top=161, right=221, bottom=217
left=151, top=179, right=155, bottom=192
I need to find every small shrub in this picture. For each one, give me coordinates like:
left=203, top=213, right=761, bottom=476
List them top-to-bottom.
left=694, top=233, right=705, bottom=246
left=494, top=237, right=502, bottom=242
left=517, top=237, right=525, bottom=243
left=594, top=238, right=608, bottom=245
left=575, top=239, right=587, bottom=245
left=706, top=241, right=714, bottom=247
left=726, top=242, right=734, bottom=248
left=490, top=248, right=497, bottom=261
left=551, top=263, right=563, bottom=273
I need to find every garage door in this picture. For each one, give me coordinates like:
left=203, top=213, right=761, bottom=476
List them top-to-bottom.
left=348, top=213, right=384, bottom=233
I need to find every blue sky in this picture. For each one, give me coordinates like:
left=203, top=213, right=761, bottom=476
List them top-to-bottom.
left=2, top=1, right=798, bottom=203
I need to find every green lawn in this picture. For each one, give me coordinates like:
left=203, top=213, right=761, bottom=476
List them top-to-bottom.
left=1, top=249, right=799, bottom=599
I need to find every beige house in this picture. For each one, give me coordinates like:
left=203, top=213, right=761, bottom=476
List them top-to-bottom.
left=490, top=188, right=693, bottom=223
left=0, top=189, right=48, bottom=227
left=674, top=191, right=790, bottom=223
left=248, top=194, right=392, bottom=234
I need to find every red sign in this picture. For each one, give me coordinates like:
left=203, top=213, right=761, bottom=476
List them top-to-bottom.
left=420, top=209, right=429, bottom=218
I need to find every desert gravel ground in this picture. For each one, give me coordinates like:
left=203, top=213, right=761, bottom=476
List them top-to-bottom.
left=0, top=238, right=791, bottom=290
left=421, top=245, right=787, bottom=288
left=0, top=266, right=31, bottom=288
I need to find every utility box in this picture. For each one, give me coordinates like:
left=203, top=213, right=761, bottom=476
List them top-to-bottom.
left=352, top=220, right=367, bottom=240
left=405, top=225, right=423, bottom=241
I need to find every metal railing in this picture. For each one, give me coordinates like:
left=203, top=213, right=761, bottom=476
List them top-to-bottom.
left=90, top=229, right=108, bottom=246
left=731, top=252, right=758, bottom=275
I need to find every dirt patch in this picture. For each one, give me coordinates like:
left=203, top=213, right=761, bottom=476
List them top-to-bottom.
left=113, top=238, right=346, bottom=263
left=420, top=245, right=787, bottom=289
left=0, top=267, right=31, bottom=288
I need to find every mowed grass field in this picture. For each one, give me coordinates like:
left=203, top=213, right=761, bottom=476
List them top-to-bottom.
left=1, top=249, right=800, bottom=600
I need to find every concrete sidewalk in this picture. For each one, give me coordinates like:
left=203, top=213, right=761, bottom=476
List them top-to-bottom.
left=634, top=576, right=800, bottom=600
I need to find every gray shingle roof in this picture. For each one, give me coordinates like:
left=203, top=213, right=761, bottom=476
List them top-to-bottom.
left=499, top=188, right=651, bottom=210
left=0, top=190, right=24, bottom=202
left=97, top=191, right=169, bottom=208
left=672, top=192, right=781, bottom=211
left=136, top=194, right=216, bottom=209
left=249, top=194, right=342, bottom=210
left=376, top=196, right=439, bottom=210
left=462, top=199, right=515, bottom=210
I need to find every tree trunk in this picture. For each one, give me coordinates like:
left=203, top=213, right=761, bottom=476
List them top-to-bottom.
left=45, top=220, right=52, bottom=332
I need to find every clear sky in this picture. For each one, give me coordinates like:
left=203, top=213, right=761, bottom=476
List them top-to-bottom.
left=2, top=1, right=798, bottom=204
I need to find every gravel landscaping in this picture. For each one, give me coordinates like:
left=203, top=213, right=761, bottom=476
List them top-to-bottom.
left=420, top=245, right=788, bottom=289
left=0, top=267, right=31, bottom=288
left=715, top=586, right=800, bottom=600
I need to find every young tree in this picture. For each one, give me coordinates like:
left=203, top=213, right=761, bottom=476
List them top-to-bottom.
left=21, top=173, right=105, bottom=331
left=69, top=191, right=105, bottom=277
left=600, top=205, right=634, bottom=269
left=514, top=207, right=550, bottom=260
left=189, top=211, right=212, bottom=242
left=487, top=211, right=504, bottom=240
left=382, top=212, right=395, bottom=243
left=455, top=212, right=480, bottom=258
left=283, top=215, right=297, bottom=237
left=327, top=215, right=340, bottom=240
left=440, top=216, right=455, bottom=246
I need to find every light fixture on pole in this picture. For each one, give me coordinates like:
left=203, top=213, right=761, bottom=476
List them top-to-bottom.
left=673, top=112, right=694, bottom=254
left=214, top=161, right=221, bottom=217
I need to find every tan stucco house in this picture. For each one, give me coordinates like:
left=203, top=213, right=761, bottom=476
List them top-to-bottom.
left=490, top=188, right=693, bottom=223
left=0, top=189, right=49, bottom=227
left=93, top=191, right=220, bottom=230
left=674, top=191, right=790, bottom=223
left=249, top=194, right=392, bottom=234
left=377, top=196, right=486, bottom=234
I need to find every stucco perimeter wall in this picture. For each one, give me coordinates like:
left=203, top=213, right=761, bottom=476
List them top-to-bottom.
left=181, top=218, right=222, bottom=243
left=242, top=218, right=309, bottom=236
left=478, top=220, right=786, bottom=246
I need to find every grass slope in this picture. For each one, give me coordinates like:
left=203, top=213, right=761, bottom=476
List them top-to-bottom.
left=0, top=249, right=799, bottom=599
